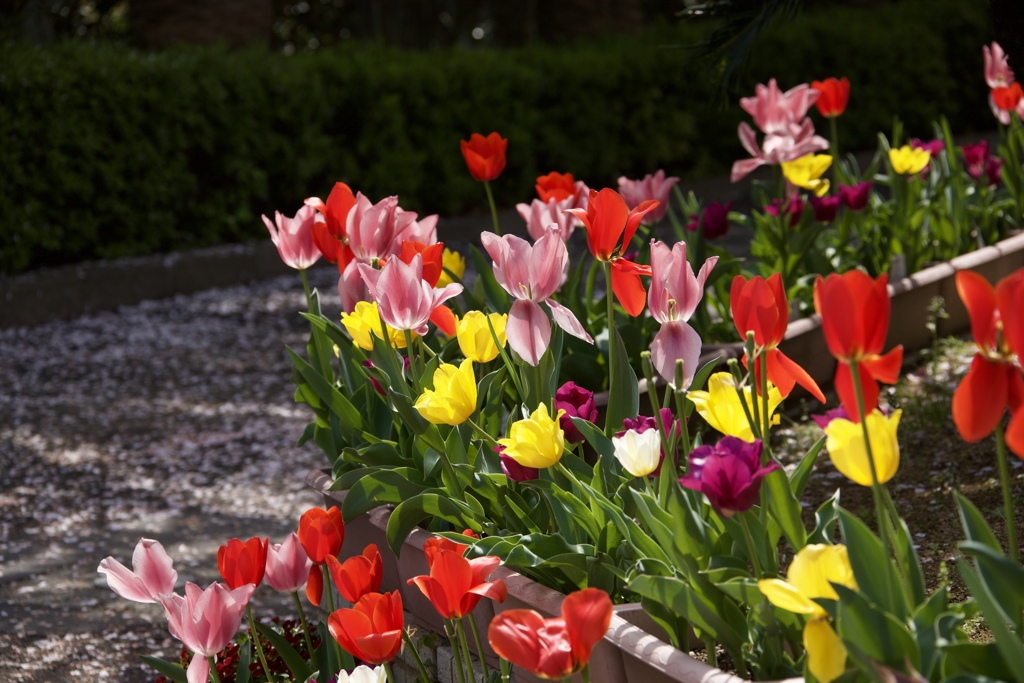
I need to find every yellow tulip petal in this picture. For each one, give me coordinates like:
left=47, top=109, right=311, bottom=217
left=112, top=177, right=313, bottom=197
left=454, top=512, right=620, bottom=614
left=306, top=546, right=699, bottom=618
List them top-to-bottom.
left=825, top=410, right=901, bottom=486
left=787, top=544, right=857, bottom=607
left=758, top=578, right=819, bottom=615
left=804, top=618, right=847, bottom=683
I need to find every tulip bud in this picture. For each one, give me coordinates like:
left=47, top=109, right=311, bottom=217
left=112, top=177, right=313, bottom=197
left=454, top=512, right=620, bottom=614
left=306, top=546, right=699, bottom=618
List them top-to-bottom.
left=457, top=311, right=507, bottom=363
left=554, top=382, right=597, bottom=444
left=499, top=403, right=565, bottom=469
left=612, top=429, right=662, bottom=478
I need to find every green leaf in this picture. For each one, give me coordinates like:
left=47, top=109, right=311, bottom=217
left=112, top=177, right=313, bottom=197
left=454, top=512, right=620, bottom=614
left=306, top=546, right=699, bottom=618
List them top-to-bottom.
left=470, top=245, right=510, bottom=311
left=604, top=324, right=639, bottom=435
left=287, top=346, right=363, bottom=434
left=789, top=435, right=825, bottom=499
left=764, top=467, right=806, bottom=551
left=340, top=468, right=429, bottom=521
left=808, top=489, right=841, bottom=545
left=954, top=491, right=1001, bottom=552
left=385, top=493, right=478, bottom=557
left=838, top=508, right=907, bottom=618
left=890, top=513, right=926, bottom=607
left=960, top=541, right=1024, bottom=634
left=956, top=557, right=1024, bottom=683
left=833, top=584, right=920, bottom=671
left=254, top=622, right=314, bottom=681
left=237, top=641, right=252, bottom=683
left=943, top=643, right=1018, bottom=683
left=139, top=656, right=188, bottom=683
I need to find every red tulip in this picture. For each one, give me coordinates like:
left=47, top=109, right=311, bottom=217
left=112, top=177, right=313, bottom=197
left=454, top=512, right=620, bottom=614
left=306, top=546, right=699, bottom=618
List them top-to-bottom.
left=811, top=77, right=850, bottom=118
left=993, top=82, right=1024, bottom=112
left=461, top=132, right=507, bottom=182
left=535, top=171, right=577, bottom=203
left=305, top=182, right=357, bottom=267
left=566, top=188, right=659, bottom=316
left=952, top=269, right=1024, bottom=457
left=813, top=271, right=903, bottom=422
left=731, top=273, right=825, bottom=402
left=298, top=506, right=345, bottom=565
left=424, top=536, right=469, bottom=567
left=217, top=537, right=268, bottom=590
left=326, top=544, right=383, bottom=604
left=408, top=549, right=507, bottom=619
left=488, top=587, right=612, bottom=679
left=328, top=591, right=404, bottom=665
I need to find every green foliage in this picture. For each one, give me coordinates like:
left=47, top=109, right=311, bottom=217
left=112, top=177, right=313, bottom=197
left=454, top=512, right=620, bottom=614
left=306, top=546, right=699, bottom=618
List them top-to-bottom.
left=0, top=0, right=990, bottom=274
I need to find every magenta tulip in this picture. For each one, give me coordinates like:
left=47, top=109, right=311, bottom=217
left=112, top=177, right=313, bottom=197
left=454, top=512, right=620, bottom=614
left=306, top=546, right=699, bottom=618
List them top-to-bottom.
left=911, top=138, right=945, bottom=158
left=617, top=170, right=679, bottom=225
left=838, top=181, right=872, bottom=212
left=764, top=194, right=806, bottom=227
left=809, top=194, right=841, bottom=222
left=687, top=201, right=732, bottom=241
left=263, top=205, right=321, bottom=271
left=481, top=227, right=593, bottom=366
left=647, top=240, right=717, bottom=388
left=358, top=254, right=462, bottom=335
left=554, top=382, right=598, bottom=444
left=811, top=405, right=851, bottom=430
left=680, top=437, right=779, bottom=518
left=496, top=445, right=539, bottom=482
left=265, top=532, right=313, bottom=594
left=98, top=538, right=178, bottom=604
left=160, top=581, right=255, bottom=683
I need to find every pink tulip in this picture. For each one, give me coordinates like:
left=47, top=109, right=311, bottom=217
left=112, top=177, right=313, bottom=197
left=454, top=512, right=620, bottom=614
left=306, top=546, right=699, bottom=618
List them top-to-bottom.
left=985, top=42, right=1015, bottom=89
left=731, top=79, right=829, bottom=183
left=617, top=170, right=679, bottom=225
left=838, top=182, right=872, bottom=212
left=346, top=194, right=438, bottom=265
left=516, top=196, right=577, bottom=242
left=262, top=205, right=322, bottom=270
left=481, top=227, right=593, bottom=366
left=647, top=241, right=717, bottom=387
left=358, top=254, right=462, bottom=335
left=680, top=437, right=779, bottom=518
left=265, top=532, right=313, bottom=594
left=98, top=538, right=178, bottom=604
left=160, top=582, right=255, bottom=683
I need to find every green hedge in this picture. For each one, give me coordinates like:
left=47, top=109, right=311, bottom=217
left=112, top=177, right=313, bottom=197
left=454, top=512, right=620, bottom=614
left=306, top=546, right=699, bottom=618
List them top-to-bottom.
left=0, top=0, right=991, bottom=274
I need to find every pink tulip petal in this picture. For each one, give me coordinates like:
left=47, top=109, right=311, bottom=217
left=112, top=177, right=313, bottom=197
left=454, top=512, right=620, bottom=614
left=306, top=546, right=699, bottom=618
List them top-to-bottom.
left=530, top=229, right=569, bottom=302
left=507, top=299, right=551, bottom=366
left=546, top=300, right=593, bottom=343
left=650, top=320, right=702, bottom=388
left=187, top=652, right=210, bottom=683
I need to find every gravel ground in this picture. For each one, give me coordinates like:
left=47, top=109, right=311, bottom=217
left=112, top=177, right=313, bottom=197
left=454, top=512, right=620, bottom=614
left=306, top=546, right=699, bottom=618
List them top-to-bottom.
left=0, top=267, right=342, bottom=682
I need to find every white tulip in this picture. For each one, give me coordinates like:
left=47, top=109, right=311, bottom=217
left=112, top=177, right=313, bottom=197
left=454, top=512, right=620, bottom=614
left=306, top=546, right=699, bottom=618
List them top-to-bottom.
left=611, top=428, right=662, bottom=477
left=336, top=664, right=387, bottom=683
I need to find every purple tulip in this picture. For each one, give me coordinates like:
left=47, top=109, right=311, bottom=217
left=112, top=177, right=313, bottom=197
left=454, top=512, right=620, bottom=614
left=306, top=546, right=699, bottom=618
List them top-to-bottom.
left=911, top=138, right=945, bottom=157
left=986, top=155, right=1003, bottom=186
left=838, top=181, right=872, bottom=212
left=763, top=194, right=805, bottom=227
left=809, top=194, right=841, bottom=223
left=687, top=201, right=732, bottom=241
left=555, top=382, right=598, bottom=444
left=811, top=405, right=851, bottom=430
left=617, top=409, right=682, bottom=477
left=679, top=437, right=779, bottom=518
left=496, top=445, right=539, bottom=482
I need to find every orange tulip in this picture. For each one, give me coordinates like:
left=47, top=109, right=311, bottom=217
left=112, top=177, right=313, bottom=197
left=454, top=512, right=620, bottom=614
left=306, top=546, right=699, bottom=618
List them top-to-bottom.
left=811, top=77, right=850, bottom=118
left=460, top=132, right=507, bottom=182
left=535, top=172, right=576, bottom=203
left=305, top=182, right=357, bottom=267
left=566, top=188, right=659, bottom=316
left=952, top=269, right=1024, bottom=456
left=813, top=271, right=903, bottom=422
left=732, top=274, right=825, bottom=402
left=297, top=506, right=345, bottom=565
left=217, top=537, right=268, bottom=590
left=326, top=544, right=383, bottom=604
left=408, top=549, right=507, bottom=620
left=489, top=587, right=612, bottom=679
left=328, top=590, right=404, bottom=665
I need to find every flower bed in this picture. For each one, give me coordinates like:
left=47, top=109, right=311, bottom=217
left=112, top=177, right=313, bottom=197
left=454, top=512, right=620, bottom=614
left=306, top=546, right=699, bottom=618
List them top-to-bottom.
left=97, top=40, right=1024, bottom=683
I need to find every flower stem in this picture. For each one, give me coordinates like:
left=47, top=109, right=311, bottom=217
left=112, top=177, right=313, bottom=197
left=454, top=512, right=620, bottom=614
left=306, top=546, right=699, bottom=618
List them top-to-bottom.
left=484, top=181, right=501, bottom=235
left=603, top=261, right=617, bottom=436
left=300, top=268, right=312, bottom=309
left=404, top=329, right=421, bottom=393
left=759, top=346, right=772, bottom=462
left=849, top=360, right=894, bottom=568
left=466, top=417, right=500, bottom=447
left=996, top=422, right=1019, bottom=562
left=738, top=511, right=764, bottom=578
left=323, top=564, right=355, bottom=671
left=292, top=591, right=316, bottom=662
left=246, top=604, right=272, bottom=680
left=466, top=612, right=491, bottom=679
left=456, top=618, right=477, bottom=682
left=447, top=620, right=469, bottom=683
left=403, top=629, right=433, bottom=682
left=207, top=655, right=221, bottom=683
left=500, top=657, right=512, bottom=683
left=384, top=660, right=398, bottom=683
left=581, top=664, right=592, bottom=683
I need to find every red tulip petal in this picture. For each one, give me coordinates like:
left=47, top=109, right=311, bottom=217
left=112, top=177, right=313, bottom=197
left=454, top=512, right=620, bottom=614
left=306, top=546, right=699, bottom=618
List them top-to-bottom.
left=588, top=189, right=629, bottom=260
left=623, top=199, right=660, bottom=247
left=611, top=260, right=648, bottom=317
left=996, top=269, right=1024, bottom=358
left=957, top=270, right=999, bottom=352
left=765, top=273, right=788, bottom=343
left=815, top=274, right=859, bottom=360
left=430, top=305, right=458, bottom=337
left=862, top=346, right=904, bottom=385
left=770, top=348, right=826, bottom=403
left=953, top=355, right=1010, bottom=442
left=834, top=361, right=877, bottom=423
left=1007, top=404, right=1024, bottom=460
left=306, top=565, right=323, bottom=607
left=409, top=574, right=456, bottom=619
left=460, top=579, right=508, bottom=615
left=562, top=588, right=613, bottom=667
left=489, top=610, right=546, bottom=673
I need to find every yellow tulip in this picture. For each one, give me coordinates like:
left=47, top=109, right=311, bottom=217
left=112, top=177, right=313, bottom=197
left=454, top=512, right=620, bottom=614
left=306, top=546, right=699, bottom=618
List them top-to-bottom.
left=888, top=145, right=930, bottom=175
left=781, top=154, right=832, bottom=197
left=437, top=248, right=466, bottom=288
left=340, top=301, right=409, bottom=351
left=457, top=311, right=507, bottom=363
left=414, top=359, right=477, bottom=426
left=687, top=372, right=782, bottom=442
left=499, top=403, right=565, bottom=469
left=824, top=409, right=901, bottom=486
left=759, top=544, right=857, bottom=683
